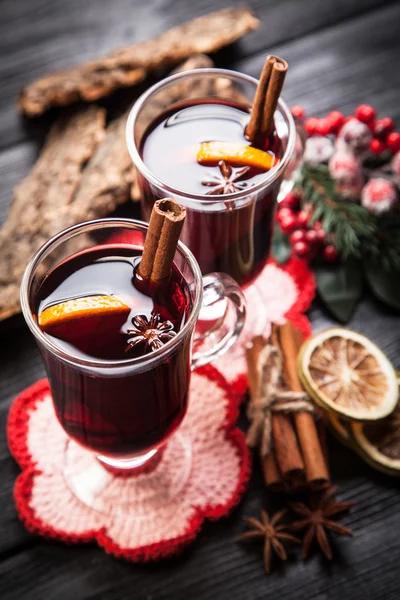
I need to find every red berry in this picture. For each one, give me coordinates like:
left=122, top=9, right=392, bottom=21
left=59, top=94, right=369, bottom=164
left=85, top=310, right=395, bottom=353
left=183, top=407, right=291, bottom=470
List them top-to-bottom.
left=355, top=104, right=376, bottom=123
left=291, top=105, right=305, bottom=120
left=327, top=110, right=344, bottom=132
left=305, top=117, right=319, bottom=136
left=374, top=117, right=395, bottom=139
left=317, top=118, right=331, bottom=136
left=387, top=132, right=400, bottom=154
left=369, top=138, right=386, bottom=154
left=280, top=191, right=299, bottom=210
left=277, top=207, right=294, bottom=221
left=296, top=210, right=310, bottom=228
left=280, top=214, right=298, bottom=234
left=313, top=221, right=323, bottom=230
left=315, top=228, right=326, bottom=243
left=289, top=229, right=306, bottom=245
left=305, top=229, right=319, bottom=245
left=293, top=241, right=311, bottom=259
left=323, top=244, right=339, bottom=262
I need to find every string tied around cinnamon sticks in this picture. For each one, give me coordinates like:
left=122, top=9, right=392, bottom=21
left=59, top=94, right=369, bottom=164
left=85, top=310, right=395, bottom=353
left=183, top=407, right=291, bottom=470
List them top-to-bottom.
left=246, top=323, right=330, bottom=492
left=246, top=341, right=315, bottom=458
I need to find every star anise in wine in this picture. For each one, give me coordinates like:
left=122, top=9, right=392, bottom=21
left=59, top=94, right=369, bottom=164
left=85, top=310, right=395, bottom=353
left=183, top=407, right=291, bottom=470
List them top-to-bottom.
left=202, top=160, right=250, bottom=195
left=125, top=312, right=176, bottom=353
left=289, top=485, right=354, bottom=560
left=237, top=508, right=300, bottom=573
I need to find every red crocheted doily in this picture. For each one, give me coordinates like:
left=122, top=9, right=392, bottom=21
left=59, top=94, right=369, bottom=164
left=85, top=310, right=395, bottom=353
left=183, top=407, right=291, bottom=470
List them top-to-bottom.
left=7, top=365, right=250, bottom=562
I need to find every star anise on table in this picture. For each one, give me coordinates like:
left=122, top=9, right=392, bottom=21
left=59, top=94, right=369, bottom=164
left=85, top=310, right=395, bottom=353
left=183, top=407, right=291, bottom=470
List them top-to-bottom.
left=202, top=160, right=250, bottom=195
left=125, top=312, right=176, bottom=353
left=289, top=485, right=354, bottom=560
left=237, top=508, right=300, bottom=573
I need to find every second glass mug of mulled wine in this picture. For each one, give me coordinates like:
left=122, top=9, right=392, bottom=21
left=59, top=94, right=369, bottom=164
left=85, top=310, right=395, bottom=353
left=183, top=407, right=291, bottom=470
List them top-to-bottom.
left=126, top=68, right=300, bottom=295
left=20, top=218, right=245, bottom=514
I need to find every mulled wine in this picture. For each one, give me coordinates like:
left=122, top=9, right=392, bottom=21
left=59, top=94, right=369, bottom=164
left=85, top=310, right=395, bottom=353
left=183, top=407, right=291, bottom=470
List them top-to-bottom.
left=139, top=99, right=282, bottom=285
left=36, top=245, right=192, bottom=458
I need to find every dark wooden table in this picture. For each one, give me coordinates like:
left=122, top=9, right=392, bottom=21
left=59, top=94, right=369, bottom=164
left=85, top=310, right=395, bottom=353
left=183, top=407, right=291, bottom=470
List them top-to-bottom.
left=1, top=1, right=400, bottom=598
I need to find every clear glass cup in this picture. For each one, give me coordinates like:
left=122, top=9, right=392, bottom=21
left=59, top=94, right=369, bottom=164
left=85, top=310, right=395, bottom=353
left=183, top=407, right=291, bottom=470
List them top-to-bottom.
left=126, top=68, right=301, bottom=336
left=126, top=68, right=300, bottom=285
left=20, top=218, right=245, bottom=514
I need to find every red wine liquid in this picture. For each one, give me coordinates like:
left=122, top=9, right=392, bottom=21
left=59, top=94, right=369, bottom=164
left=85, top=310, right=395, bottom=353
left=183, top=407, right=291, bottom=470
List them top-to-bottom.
left=139, top=100, right=282, bottom=286
left=36, top=246, right=192, bottom=459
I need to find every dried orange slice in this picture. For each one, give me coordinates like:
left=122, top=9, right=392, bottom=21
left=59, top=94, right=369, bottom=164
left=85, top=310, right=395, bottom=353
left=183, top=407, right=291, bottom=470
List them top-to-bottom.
left=197, top=141, right=278, bottom=171
left=39, top=295, right=130, bottom=334
left=298, top=327, right=398, bottom=422
left=350, top=377, right=400, bottom=476
left=327, top=413, right=353, bottom=448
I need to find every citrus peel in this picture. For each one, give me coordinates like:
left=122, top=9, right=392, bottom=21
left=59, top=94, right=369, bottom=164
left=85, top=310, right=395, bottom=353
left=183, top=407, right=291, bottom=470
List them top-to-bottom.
left=197, top=141, right=278, bottom=171
left=39, top=295, right=130, bottom=334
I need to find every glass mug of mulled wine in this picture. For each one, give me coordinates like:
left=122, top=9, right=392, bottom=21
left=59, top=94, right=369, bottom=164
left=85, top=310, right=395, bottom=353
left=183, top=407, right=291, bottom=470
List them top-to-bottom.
left=126, top=68, right=300, bottom=298
left=20, top=218, right=245, bottom=512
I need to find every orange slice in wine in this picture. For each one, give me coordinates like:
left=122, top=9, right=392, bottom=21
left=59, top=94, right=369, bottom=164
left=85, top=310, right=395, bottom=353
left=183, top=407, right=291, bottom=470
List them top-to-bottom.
left=197, top=141, right=278, bottom=171
left=39, top=295, right=130, bottom=334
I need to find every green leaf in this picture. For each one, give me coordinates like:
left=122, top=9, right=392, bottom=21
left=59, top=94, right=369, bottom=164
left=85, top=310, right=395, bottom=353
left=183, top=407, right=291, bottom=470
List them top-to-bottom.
left=272, top=224, right=291, bottom=265
left=314, top=259, right=364, bottom=323
left=364, top=262, right=400, bottom=311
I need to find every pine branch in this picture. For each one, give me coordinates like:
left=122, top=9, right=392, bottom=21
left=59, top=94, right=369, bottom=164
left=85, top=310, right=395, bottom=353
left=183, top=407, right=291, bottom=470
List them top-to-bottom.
left=300, top=165, right=377, bottom=259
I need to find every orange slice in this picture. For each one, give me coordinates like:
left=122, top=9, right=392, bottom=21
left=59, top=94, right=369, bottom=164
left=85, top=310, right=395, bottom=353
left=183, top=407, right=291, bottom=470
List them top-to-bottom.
left=197, top=141, right=278, bottom=171
left=39, top=295, right=130, bottom=334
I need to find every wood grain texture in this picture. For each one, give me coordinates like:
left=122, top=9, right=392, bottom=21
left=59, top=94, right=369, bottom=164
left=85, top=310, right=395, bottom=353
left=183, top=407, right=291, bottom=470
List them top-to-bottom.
left=1, top=1, right=400, bottom=599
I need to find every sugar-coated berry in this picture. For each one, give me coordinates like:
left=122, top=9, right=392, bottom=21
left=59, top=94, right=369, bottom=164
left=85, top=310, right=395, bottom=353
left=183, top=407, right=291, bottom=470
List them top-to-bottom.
left=355, top=104, right=376, bottom=123
left=291, top=105, right=305, bottom=120
left=327, top=110, right=344, bottom=132
left=305, top=117, right=320, bottom=135
left=374, top=117, right=395, bottom=139
left=387, top=132, right=400, bottom=154
left=369, top=138, right=386, bottom=154
left=280, top=191, right=299, bottom=210
left=277, top=207, right=294, bottom=221
left=296, top=210, right=310, bottom=228
left=280, top=214, right=298, bottom=234
left=289, top=229, right=306, bottom=245
left=305, top=229, right=319, bottom=245
left=292, top=241, right=311, bottom=259
left=323, top=245, right=339, bottom=262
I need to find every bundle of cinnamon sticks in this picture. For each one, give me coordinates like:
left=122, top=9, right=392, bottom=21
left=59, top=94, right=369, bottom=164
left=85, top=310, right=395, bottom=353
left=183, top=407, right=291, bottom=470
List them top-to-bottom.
left=246, top=322, right=330, bottom=492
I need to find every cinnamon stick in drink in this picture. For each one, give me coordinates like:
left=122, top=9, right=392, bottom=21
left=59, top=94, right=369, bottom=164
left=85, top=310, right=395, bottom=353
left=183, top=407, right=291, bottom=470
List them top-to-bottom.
left=246, top=55, right=288, bottom=146
left=138, top=198, right=186, bottom=285
left=278, top=322, right=330, bottom=488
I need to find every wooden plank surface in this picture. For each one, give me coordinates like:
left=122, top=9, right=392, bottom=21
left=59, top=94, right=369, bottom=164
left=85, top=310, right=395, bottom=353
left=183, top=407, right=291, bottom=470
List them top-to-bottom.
left=1, top=0, right=400, bottom=599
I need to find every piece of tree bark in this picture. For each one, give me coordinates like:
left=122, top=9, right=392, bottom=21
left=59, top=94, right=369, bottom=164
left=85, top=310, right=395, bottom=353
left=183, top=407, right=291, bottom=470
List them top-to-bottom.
left=20, top=7, right=259, bottom=117
left=0, top=106, right=106, bottom=321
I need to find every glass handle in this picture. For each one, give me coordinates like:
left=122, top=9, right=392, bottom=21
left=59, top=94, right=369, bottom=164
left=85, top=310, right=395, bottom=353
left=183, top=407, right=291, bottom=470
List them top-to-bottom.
left=191, top=272, right=246, bottom=370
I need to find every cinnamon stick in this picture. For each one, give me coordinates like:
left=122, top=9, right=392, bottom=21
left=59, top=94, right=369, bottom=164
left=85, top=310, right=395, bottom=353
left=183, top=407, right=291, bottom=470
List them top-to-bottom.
left=246, top=55, right=288, bottom=146
left=246, top=56, right=276, bottom=144
left=261, top=58, right=288, bottom=138
left=138, top=198, right=186, bottom=284
left=278, top=322, right=330, bottom=488
left=269, top=327, right=305, bottom=484
left=245, top=334, right=305, bottom=489
left=245, top=336, right=282, bottom=490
